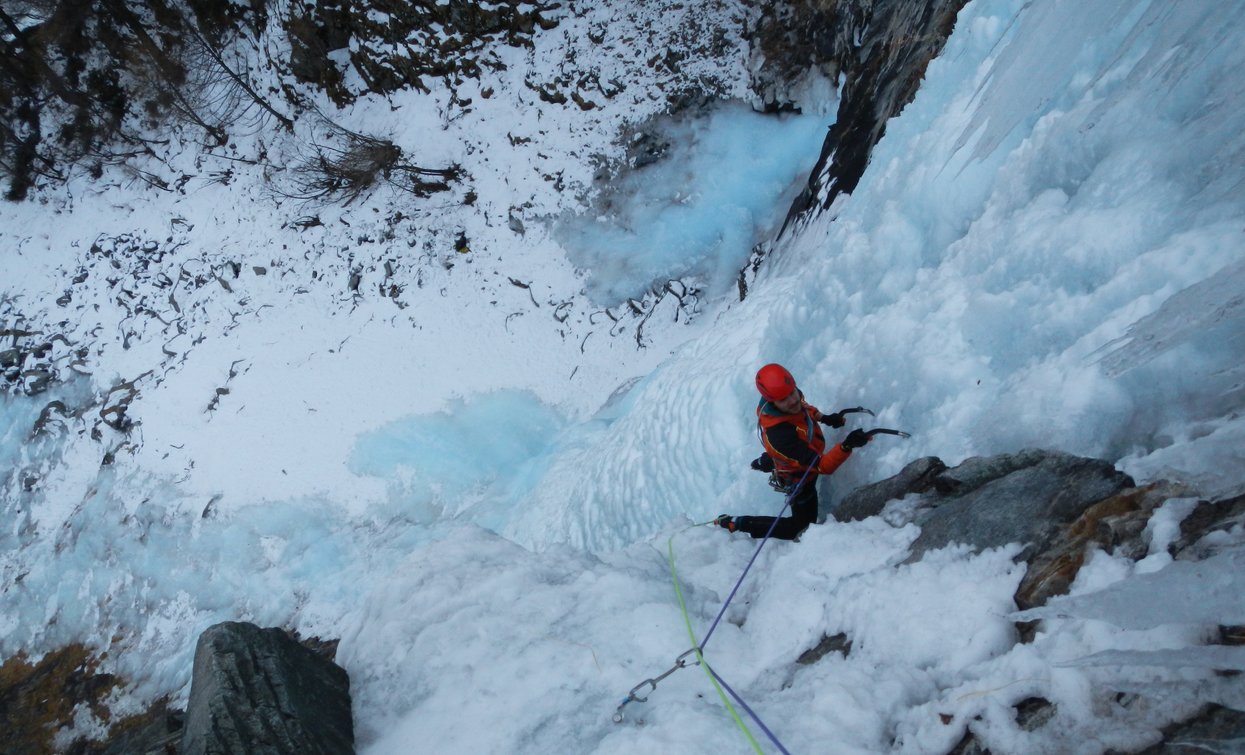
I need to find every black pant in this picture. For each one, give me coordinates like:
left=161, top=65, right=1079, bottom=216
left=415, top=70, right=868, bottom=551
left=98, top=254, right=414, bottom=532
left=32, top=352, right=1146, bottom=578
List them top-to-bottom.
left=732, top=478, right=818, bottom=540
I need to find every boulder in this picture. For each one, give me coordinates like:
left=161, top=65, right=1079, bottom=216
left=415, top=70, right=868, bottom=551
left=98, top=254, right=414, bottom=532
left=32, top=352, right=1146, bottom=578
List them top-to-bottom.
left=833, top=449, right=1136, bottom=563
left=903, top=449, right=1134, bottom=563
left=832, top=456, right=949, bottom=522
left=1014, top=482, right=1188, bottom=610
left=181, top=622, right=354, bottom=755
left=97, top=700, right=185, bottom=755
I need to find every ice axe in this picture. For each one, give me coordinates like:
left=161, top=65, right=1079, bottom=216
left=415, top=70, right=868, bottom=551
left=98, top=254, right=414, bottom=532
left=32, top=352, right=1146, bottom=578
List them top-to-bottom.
left=820, top=406, right=875, bottom=428
left=828, top=408, right=910, bottom=439
left=840, top=426, right=909, bottom=451
left=865, top=427, right=911, bottom=439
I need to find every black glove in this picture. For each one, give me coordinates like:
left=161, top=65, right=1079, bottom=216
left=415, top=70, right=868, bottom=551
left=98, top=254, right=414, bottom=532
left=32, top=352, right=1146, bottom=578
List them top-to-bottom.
left=819, top=412, right=846, bottom=428
left=841, top=429, right=870, bottom=451
left=750, top=453, right=775, bottom=472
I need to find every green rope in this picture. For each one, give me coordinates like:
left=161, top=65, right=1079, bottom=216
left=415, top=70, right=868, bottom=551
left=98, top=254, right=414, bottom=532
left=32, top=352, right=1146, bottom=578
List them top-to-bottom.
left=667, top=525, right=766, bottom=755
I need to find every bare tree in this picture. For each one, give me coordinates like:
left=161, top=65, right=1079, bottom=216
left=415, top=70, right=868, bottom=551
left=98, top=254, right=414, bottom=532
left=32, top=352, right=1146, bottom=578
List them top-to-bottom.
left=0, top=0, right=296, bottom=199
left=281, top=118, right=461, bottom=205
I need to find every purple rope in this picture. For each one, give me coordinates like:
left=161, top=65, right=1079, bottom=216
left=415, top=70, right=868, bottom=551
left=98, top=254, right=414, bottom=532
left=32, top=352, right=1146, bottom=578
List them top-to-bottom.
left=689, top=457, right=815, bottom=753
left=699, top=463, right=815, bottom=649
left=708, top=664, right=793, bottom=755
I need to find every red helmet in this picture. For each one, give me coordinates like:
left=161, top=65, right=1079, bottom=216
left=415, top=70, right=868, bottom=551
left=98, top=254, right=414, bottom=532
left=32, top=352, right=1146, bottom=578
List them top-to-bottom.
left=756, top=363, right=796, bottom=401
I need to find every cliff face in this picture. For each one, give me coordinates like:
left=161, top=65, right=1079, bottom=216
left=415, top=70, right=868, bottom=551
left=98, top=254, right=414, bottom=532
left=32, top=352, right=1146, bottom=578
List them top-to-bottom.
left=2, top=0, right=962, bottom=211
left=775, top=0, right=970, bottom=230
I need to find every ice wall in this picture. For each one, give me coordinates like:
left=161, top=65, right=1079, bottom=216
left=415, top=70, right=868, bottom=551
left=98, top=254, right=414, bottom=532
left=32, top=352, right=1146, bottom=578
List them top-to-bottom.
left=503, top=0, right=1245, bottom=551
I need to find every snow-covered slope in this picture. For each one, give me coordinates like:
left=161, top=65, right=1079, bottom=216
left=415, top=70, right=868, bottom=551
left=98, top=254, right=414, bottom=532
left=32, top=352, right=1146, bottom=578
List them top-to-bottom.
left=2, top=0, right=1244, bottom=752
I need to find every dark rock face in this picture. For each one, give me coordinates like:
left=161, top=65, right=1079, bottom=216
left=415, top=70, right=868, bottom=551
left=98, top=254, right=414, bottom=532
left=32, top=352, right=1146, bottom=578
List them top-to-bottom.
left=285, top=0, right=561, bottom=105
left=747, top=0, right=866, bottom=112
left=781, top=0, right=970, bottom=229
left=829, top=449, right=1148, bottom=616
left=832, top=449, right=1135, bottom=563
left=907, top=450, right=1134, bottom=562
left=834, top=456, right=949, bottom=522
left=1015, top=482, right=1189, bottom=610
left=1172, top=494, right=1245, bottom=560
left=181, top=622, right=354, bottom=755
left=796, top=632, right=853, bottom=665
left=0, top=645, right=118, bottom=755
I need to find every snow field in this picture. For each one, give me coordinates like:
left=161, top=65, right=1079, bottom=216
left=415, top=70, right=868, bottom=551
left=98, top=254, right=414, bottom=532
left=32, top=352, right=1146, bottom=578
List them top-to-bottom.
left=1, top=0, right=1244, bottom=751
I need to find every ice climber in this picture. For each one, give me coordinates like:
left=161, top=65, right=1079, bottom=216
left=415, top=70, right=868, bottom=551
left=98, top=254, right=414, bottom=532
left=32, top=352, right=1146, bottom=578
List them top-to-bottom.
left=714, top=363, right=870, bottom=540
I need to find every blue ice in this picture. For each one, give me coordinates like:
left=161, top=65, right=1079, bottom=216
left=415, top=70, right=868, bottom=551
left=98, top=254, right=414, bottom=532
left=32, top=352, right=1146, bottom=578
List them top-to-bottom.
left=557, top=101, right=833, bottom=303
left=349, top=391, right=567, bottom=530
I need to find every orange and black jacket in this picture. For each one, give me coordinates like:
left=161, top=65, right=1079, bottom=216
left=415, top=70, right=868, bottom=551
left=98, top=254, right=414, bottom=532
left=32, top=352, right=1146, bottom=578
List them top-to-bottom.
left=756, top=392, right=852, bottom=482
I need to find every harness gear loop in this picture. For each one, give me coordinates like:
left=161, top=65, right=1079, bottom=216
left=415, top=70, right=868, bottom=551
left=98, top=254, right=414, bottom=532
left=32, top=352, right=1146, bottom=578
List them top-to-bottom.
left=767, top=471, right=793, bottom=493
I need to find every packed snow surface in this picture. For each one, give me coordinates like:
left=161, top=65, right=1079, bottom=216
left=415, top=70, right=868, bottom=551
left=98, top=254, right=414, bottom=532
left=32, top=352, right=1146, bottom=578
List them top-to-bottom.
left=2, top=0, right=1244, bottom=752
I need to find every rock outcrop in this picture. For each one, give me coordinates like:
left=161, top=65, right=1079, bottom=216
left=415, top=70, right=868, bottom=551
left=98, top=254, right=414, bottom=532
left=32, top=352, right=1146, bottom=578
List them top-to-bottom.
left=782, top=0, right=970, bottom=228
left=829, top=449, right=1245, bottom=755
left=832, top=449, right=1245, bottom=604
left=836, top=449, right=1135, bottom=562
left=905, top=450, right=1135, bottom=563
left=832, top=455, right=950, bottom=523
left=1014, top=481, right=1189, bottom=610
left=181, top=622, right=354, bottom=755
left=0, top=645, right=119, bottom=755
